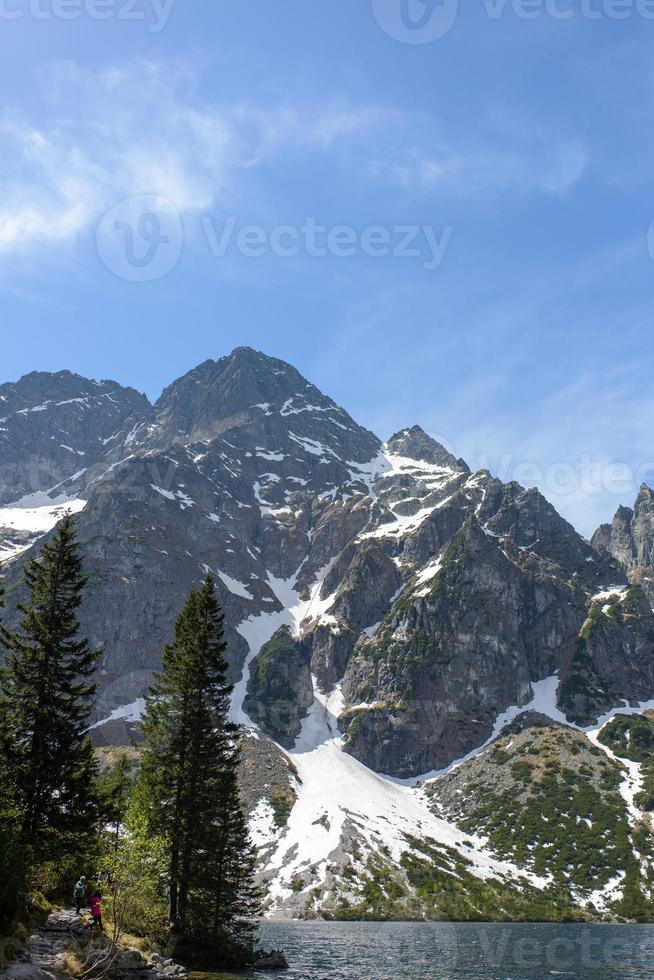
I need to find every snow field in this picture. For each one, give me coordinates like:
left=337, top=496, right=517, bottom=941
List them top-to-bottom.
left=0, top=493, right=87, bottom=562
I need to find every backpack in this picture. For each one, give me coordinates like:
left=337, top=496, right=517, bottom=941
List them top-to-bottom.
left=74, top=882, right=85, bottom=899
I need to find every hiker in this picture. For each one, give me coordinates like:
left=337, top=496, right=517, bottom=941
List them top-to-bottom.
left=73, top=876, right=87, bottom=915
left=90, top=891, right=103, bottom=932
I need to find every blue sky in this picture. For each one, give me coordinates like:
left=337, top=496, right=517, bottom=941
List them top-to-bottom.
left=1, top=0, right=654, bottom=534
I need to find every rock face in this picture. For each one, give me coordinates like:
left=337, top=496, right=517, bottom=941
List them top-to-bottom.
left=2, top=348, right=654, bottom=781
left=0, top=370, right=149, bottom=506
left=339, top=481, right=623, bottom=777
left=592, top=485, right=654, bottom=603
left=558, top=585, right=654, bottom=725
left=244, top=627, right=313, bottom=747
left=238, top=733, right=299, bottom=822
left=253, top=950, right=289, bottom=970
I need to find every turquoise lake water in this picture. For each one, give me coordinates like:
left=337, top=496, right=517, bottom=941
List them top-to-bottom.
left=244, top=921, right=654, bottom=978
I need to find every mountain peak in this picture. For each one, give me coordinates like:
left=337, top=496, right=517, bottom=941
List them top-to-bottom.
left=156, top=348, right=316, bottom=414
left=149, top=349, right=380, bottom=461
left=1, top=368, right=145, bottom=404
left=386, top=425, right=468, bottom=471
left=636, top=483, right=654, bottom=507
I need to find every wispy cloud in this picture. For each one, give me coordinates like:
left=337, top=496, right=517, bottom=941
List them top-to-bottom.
left=0, top=58, right=590, bottom=258
left=0, top=61, right=240, bottom=253
left=0, top=62, right=393, bottom=257
left=368, top=111, right=588, bottom=197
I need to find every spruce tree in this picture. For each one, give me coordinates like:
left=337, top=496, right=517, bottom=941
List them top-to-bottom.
left=0, top=514, right=101, bottom=869
left=138, top=573, right=260, bottom=960
left=0, top=583, right=29, bottom=932
left=0, top=758, right=28, bottom=935
left=198, top=762, right=261, bottom=961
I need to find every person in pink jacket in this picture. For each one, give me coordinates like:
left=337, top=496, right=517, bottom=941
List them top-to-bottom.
left=90, top=892, right=103, bottom=932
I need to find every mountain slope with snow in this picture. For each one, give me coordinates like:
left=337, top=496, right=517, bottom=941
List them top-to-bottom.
left=2, top=347, right=654, bottom=920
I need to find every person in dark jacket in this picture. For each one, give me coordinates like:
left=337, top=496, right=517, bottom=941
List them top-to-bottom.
left=73, top=877, right=87, bottom=915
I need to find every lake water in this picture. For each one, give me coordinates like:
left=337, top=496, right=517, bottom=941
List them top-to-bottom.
left=211, top=921, right=654, bottom=979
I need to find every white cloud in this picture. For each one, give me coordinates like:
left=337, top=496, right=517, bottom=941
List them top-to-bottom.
left=0, top=58, right=590, bottom=259
left=0, top=61, right=238, bottom=253
left=0, top=63, right=391, bottom=257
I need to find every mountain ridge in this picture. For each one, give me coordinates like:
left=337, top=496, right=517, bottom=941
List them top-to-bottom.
left=2, top=347, right=654, bottom=919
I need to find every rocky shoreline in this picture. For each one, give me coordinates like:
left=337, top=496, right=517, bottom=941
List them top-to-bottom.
left=0, top=910, right=188, bottom=980
left=0, top=910, right=289, bottom=979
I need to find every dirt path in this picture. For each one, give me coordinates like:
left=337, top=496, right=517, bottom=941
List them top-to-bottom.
left=0, top=909, right=83, bottom=979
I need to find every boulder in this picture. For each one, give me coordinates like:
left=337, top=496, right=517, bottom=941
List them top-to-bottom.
left=254, top=949, right=289, bottom=970
left=0, top=967, right=67, bottom=979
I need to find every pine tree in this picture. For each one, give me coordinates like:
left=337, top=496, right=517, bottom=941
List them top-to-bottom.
left=0, top=514, right=102, bottom=870
left=138, top=573, right=260, bottom=961
left=0, top=583, right=29, bottom=932
left=0, top=760, right=28, bottom=935
left=197, top=760, right=261, bottom=961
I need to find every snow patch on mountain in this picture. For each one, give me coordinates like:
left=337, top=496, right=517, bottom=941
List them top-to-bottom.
left=0, top=493, right=87, bottom=562
left=412, top=555, right=444, bottom=596
left=230, top=563, right=334, bottom=727
left=216, top=570, right=254, bottom=600
left=592, top=584, right=629, bottom=604
left=397, top=677, right=654, bottom=789
left=89, top=697, right=146, bottom=730
left=262, top=730, right=548, bottom=913
left=249, top=799, right=282, bottom=851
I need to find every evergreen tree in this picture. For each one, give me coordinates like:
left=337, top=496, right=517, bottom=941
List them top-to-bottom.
left=0, top=514, right=101, bottom=870
left=138, top=573, right=260, bottom=960
left=0, top=583, right=29, bottom=933
left=197, top=760, right=261, bottom=961
left=0, top=762, right=28, bottom=935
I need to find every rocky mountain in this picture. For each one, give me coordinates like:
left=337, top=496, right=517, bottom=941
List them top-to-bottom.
left=2, top=346, right=654, bottom=921
left=0, top=370, right=149, bottom=505
left=593, top=484, right=654, bottom=603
